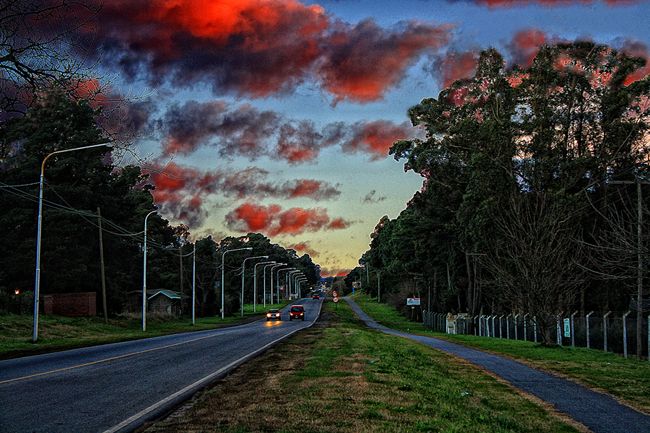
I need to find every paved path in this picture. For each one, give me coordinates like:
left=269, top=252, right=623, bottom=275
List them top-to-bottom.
left=345, top=297, right=650, bottom=433
left=0, top=299, right=322, bottom=433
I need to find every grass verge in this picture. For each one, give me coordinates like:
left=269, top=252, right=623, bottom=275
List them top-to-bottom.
left=352, top=293, right=650, bottom=414
left=0, top=302, right=288, bottom=359
left=143, top=302, right=580, bottom=433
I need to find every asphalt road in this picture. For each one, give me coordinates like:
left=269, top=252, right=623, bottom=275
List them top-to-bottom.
left=345, top=297, right=650, bottom=433
left=0, top=298, right=322, bottom=433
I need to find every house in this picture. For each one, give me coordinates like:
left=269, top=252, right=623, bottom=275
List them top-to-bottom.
left=127, top=289, right=184, bottom=316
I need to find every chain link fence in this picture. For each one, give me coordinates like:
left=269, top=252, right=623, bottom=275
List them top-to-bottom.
left=423, top=310, right=650, bottom=360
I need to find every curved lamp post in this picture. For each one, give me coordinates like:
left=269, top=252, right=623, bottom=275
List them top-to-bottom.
left=32, top=142, right=112, bottom=342
left=141, top=209, right=157, bottom=331
left=221, top=247, right=252, bottom=318
left=240, top=255, right=268, bottom=316
left=253, top=261, right=275, bottom=312
left=262, top=263, right=277, bottom=306
left=266, top=263, right=284, bottom=305
left=269, top=264, right=287, bottom=304
left=277, top=268, right=295, bottom=302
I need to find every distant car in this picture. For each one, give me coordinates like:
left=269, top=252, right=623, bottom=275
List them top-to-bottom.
left=312, top=294, right=320, bottom=299
left=289, top=305, right=305, bottom=321
left=266, top=309, right=281, bottom=321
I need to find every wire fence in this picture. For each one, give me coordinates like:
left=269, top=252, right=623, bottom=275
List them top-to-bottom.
left=423, top=311, right=650, bottom=360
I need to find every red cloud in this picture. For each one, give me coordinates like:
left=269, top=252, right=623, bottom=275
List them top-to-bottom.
left=40, top=0, right=452, bottom=102
left=464, top=0, right=636, bottom=6
left=318, top=20, right=451, bottom=103
left=508, top=29, right=547, bottom=68
left=620, top=40, right=650, bottom=86
left=434, top=51, right=480, bottom=87
left=343, top=121, right=415, bottom=159
left=144, top=162, right=341, bottom=227
left=226, top=203, right=351, bottom=236
left=287, top=242, right=319, bottom=257
left=320, top=268, right=351, bottom=278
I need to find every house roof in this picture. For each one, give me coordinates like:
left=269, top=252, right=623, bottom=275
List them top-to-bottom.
left=147, top=289, right=182, bottom=301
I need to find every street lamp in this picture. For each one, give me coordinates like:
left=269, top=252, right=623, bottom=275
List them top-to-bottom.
left=32, top=142, right=112, bottom=342
left=142, top=209, right=157, bottom=331
left=221, top=247, right=252, bottom=319
left=240, top=255, right=268, bottom=316
left=253, top=261, right=275, bottom=312
left=266, top=263, right=285, bottom=305
left=277, top=268, right=295, bottom=302
left=287, top=270, right=300, bottom=299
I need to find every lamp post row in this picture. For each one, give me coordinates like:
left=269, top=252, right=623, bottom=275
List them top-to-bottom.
left=30, top=143, right=311, bottom=341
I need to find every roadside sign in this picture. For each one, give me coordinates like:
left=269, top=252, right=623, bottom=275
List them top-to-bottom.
left=406, top=297, right=421, bottom=306
left=563, top=318, right=571, bottom=338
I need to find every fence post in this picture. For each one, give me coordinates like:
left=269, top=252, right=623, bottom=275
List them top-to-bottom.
left=623, top=310, right=631, bottom=358
left=571, top=311, right=578, bottom=348
left=586, top=311, right=594, bottom=349
left=603, top=311, right=611, bottom=352
left=523, top=313, right=529, bottom=341
left=492, top=314, right=497, bottom=338
left=506, top=314, right=511, bottom=339
left=514, top=314, right=519, bottom=340
left=479, top=315, right=484, bottom=336
left=499, top=315, right=504, bottom=338
left=556, top=315, right=562, bottom=346
left=533, top=316, right=537, bottom=343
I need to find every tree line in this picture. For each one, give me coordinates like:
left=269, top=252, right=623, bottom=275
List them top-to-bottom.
left=352, top=42, right=649, bottom=349
left=0, top=90, right=319, bottom=316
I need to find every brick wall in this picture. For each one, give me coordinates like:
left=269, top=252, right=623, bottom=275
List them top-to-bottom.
left=41, top=292, right=97, bottom=317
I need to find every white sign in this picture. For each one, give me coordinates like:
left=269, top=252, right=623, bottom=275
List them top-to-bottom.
left=406, top=297, right=421, bottom=306
left=563, top=318, right=571, bottom=338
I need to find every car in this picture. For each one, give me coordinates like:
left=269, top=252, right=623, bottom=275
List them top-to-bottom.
left=312, top=294, right=320, bottom=299
left=289, top=305, right=305, bottom=321
left=266, top=309, right=281, bottom=321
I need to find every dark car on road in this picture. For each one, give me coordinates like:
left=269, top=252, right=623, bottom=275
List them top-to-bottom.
left=312, top=294, right=320, bottom=299
left=289, top=305, right=305, bottom=321
left=266, top=309, right=281, bottom=321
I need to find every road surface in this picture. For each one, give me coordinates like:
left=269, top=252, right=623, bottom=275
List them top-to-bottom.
left=345, top=297, right=650, bottom=433
left=0, top=298, right=322, bottom=433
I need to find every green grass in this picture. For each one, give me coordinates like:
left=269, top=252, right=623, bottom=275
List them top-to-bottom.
left=352, top=292, right=650, bottom=414
left=0, top=302, right=288, bottom=359
left=145, top=302, right=579, bottom=433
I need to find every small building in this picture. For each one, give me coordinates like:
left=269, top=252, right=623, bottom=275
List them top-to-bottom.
left=127, top=289, right=184, bottom=316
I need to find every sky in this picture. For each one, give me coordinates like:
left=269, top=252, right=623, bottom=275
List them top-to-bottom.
left=46, top=0, right=650, bottom=276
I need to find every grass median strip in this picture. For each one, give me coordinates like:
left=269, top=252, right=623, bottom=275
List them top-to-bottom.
left=352, top=293, right=650, bottom=414
left=143, top=301, right=579, bottom=433
left=0, top=302, right=288, bottom=359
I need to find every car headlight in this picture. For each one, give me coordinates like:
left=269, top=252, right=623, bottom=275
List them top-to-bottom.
left=266, top=313, right=271, bottom=317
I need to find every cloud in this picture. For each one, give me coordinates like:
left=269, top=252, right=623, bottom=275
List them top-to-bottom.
left=42, top=0, right=452, bottom=102
left=451, top=0, right=638, bottom=7
left=318, top=19, right=451, bottom=103
left=507, top=29, right=548, bottom=68
left=619, top=40, right=650, bottom=86
left=431, top=50, right=480, bottom=87
left=159, top=100, right=416, bottom=162
left=342, top=120, right=415, bottom=159
left=143, top=162, right=341, bottom=227
left=362, top=190, right=387, bottom=204
left=225, top=203, right=351, bottom=236
left=287, top=242, right=319, bottom=257
left=320, top=267, right=351, bottom=277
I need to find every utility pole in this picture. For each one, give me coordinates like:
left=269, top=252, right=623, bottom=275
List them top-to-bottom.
left=611, top=178, right=648, bottom=358
left=97, top=207, right=108, bottom=323
left=179, top=246, right=184, bottom=314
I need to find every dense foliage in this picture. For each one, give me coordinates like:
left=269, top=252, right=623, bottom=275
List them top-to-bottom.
left=356, top=43, right=649, bottom=345
left=0, top=90, right=319, bottom=316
